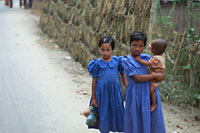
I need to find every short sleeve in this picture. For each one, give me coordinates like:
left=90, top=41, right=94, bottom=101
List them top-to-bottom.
left=141, top=53, right=151, bottom=61
left=118, top=56, right=125, bottom=75
left=121, top=56, right=140, bottom=76
left=88, top=59, right=98, bottom=78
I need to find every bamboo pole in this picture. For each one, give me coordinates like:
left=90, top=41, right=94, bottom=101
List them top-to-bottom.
left=148, top=0, right=159, bottom=43
left=172, top=30, right=186, bottom=74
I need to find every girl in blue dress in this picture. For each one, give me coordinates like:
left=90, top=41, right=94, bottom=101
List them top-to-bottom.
left=122, top=32, right=166, bottom=133
left=86, top=36, right=127, bottom=133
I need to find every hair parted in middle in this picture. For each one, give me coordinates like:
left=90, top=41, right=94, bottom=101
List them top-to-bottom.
left=99, top=36, right=115, bottom=50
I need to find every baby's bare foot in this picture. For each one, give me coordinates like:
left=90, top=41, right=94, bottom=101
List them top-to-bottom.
left=80, top=109, right=90, bottom=117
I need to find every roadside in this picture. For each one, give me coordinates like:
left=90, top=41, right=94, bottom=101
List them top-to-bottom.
left=0, top=2, right=98, bottom=132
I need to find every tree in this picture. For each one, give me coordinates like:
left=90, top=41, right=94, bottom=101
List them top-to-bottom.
left=148, top=0, right=159, bottom=42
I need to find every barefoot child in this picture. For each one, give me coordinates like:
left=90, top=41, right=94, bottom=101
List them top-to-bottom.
left=82, top=36, right=127, bottom=132
left=135, top=39, right=167, bottom=112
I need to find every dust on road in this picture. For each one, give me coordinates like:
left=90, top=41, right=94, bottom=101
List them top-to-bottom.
left=1, top=3, right=199, bottom=132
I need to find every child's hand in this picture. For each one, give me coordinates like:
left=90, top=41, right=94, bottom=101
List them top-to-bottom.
left=147, top=43, right=152, bottom=51
left=91, top=98, right=98, bottom=107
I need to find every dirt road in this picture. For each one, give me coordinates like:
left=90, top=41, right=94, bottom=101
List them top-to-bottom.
left=0, top=1, right=199, bottom=132
left=0, top=2, right=97, bottom=132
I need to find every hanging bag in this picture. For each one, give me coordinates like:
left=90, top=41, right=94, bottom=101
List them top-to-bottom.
left=86, top=106, right=99, bottom=126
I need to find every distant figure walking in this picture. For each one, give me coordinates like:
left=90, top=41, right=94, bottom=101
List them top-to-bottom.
left=5, top=0, right=13, bottom=8
left=20, top=0, right=23, bottom=7
left=22, top=0, right=33, bottom=8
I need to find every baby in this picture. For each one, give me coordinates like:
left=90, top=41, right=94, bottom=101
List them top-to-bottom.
left=135, top=39, right=167, bottom=112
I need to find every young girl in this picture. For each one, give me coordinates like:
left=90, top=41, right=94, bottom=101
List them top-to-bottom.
left=122, top=32, right=166, bottom=133
left=84, top=36, right=127, bottom=133
left=135, top=39, right=167, bottom=112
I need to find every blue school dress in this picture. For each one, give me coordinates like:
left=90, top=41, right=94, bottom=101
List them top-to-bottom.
left=122, top=54, right=166, bottom=133
left=88, top=56, right=124, bottom=133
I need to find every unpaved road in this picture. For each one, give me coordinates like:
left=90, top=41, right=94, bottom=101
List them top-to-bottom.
left=0, top=1, right=199, bottom=133
left=0, top=1, right=98, bottom=133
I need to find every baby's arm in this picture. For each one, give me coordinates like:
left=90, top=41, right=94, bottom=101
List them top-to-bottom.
left=135, top=56, right=151, bottom=66
left=131, top=73, right=164, bottom=82
left=121, top=74, right=128, bottom=87
left=91, top=78, right=98, bottom=107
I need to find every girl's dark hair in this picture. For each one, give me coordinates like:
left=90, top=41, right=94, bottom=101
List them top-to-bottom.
left=130, top=31, right=147, bottom=46
left=99, top=36, right=115, bottom=50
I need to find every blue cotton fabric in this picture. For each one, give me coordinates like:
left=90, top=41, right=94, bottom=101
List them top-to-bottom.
left=122, top=54, right=166, bottom=133
left=88, top=56, right=125, bottom=133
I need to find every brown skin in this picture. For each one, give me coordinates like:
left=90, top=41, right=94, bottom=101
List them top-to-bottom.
left=135, top=39, right=163, bottom=66
left=151, top=39, right=167, bottom=55
left=130, top=40, right=164, bottom=82
left=130, top=40, right=145, bottom=58
left=133, top=40, right=165, bottom=112
left=135, top=40, right=158, bottom=66
left=151, top=40, right=158, bottom=55
left=91, top=43, right=128, bottom=107
left=99, top=43, right=113, bottom=62
left=135, top=56, right=151, bottom=66
left=132, top=73, right=164, bottom=82
left=121, top=74, right=128, bottom=87
left=91, top=78, right=98, bottom=107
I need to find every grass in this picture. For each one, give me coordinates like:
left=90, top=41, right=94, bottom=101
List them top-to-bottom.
left=159, top=73, right=200, bottom=108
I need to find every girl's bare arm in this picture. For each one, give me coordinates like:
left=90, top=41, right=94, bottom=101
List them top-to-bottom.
left=135, top=56, right=151, bottom=66
left=131, top=73, right=164, bottom=82
left=121, top=74, right=128, bottom=87
left=91, top=78, right=97, bottom=99
left=91, top=78, right=98, bottom=107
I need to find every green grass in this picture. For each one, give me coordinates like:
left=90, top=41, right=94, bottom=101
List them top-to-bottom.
left=159, top=73, right=200, bottom=108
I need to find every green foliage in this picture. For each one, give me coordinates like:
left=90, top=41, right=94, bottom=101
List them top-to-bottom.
left=155, top=0, right=200, bottom=108
left=177, top=0, right=184, bottom=3
left=48, top=1, right=54, bottom=15
left=156, top=1, right=175, bottom=31
left=192, top=2, right=200, bottom=8
left=196, top=14, right=200, bottom=21
left=156, top=15, right=174, bottom=28
left=163, top=16, right=174, bottom=27
left=186, top=28, right=199, bottom=64
left=187, top=28, right=200, bottom=43
left=187, top=28, right=195, bottom=38
left=196, top=36, right=200, bottom=43
left=125, top=41, right=129, bottom=46
left=184, top=64, right=191, bottom=70
left=159, top=73, right=200, bottom=108
left=194, top=93, right=200, bottom=100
